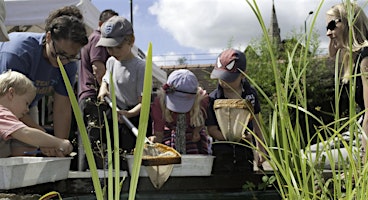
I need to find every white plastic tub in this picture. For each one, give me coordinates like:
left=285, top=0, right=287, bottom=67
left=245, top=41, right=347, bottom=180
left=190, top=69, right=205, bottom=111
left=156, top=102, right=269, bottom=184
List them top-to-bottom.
left=126, top=155, right=215, bottom=177
left=0, top=157, right=72, bottom=190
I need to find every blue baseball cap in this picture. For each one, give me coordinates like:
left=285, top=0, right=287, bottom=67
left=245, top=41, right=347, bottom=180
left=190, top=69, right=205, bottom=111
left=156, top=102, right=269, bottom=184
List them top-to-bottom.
left=96, top=16, right=133, bottom=47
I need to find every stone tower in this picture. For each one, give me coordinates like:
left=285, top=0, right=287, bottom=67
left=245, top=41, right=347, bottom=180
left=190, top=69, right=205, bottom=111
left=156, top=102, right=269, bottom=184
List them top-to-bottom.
left=268, top=0, right=281, bottom=45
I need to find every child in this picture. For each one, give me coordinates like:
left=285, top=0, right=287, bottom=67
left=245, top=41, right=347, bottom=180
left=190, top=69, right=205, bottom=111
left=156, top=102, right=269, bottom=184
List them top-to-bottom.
left=0, top=6, right=88, bottom=153
left=77, top=9, right=118, bottom=171
left=96, top=16, right=152, bottom=169
left=206, top=48, right=266, bottom=173
left=150, top=69, right=210, bottom=154
left=0, top=70, right=73, bottom=157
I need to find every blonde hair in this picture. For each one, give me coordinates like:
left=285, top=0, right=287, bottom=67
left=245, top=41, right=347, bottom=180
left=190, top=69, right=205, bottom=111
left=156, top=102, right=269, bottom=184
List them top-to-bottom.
left=327, top=2, right=368, bottom=52
left=0, top=70, right=36, bottom=97
left=157, top=87, right=207, bottom=127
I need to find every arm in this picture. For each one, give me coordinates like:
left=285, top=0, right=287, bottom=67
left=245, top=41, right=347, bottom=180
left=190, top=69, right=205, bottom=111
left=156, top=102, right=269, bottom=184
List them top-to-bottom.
left=360, top=58, right=368, bottom=161
left=92, top=60, right=106, bottom=85
left=97, top=81, right=109, bottom=101
left=53, top=93, right=71, bottom=139
left=118, top=96, right=142, bottom=119
left=205, top=96, right=226, bottom=141
left=149, top=97, right=165, bottom=143
left=118, top=102, right=142, bottom=119
left=19, top=113, right=45, bottom=132
left=253, top=114, right=266, bottom=165
left=207, top=125, right=226, bottom=141
left=11, top=126, right=73, bottom=156
left=191, top=126, right=202, bottom=142
left=150, top=131, right=164, bottom=143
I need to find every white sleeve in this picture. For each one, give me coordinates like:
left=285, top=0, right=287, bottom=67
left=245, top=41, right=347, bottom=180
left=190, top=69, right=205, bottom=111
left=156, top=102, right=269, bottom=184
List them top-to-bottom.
left=102, top=58, right=112, bottom=84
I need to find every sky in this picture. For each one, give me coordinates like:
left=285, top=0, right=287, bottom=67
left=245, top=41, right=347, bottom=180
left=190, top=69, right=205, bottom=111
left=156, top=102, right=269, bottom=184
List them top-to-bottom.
left=91, top=0, right=368, bottom=66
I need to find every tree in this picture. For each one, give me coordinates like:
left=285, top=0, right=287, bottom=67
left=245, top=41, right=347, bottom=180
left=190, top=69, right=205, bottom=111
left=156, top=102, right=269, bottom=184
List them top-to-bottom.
left=245, top=32, right=336, bottom=144
left=177, top=57, right=187, bottom=65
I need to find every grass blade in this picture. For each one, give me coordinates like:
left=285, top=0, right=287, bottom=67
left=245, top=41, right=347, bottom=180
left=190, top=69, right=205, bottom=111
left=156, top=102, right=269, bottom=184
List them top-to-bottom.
left=128, top=42, right=153, bottom=200
left=57, top=57, right=103, bottom=199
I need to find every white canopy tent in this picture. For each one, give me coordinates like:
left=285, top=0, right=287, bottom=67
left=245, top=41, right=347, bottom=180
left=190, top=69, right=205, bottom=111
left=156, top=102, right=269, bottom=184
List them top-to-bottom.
left=3, top=0, right=167, bottom=83
left=5, top=0, right=99, bottom=32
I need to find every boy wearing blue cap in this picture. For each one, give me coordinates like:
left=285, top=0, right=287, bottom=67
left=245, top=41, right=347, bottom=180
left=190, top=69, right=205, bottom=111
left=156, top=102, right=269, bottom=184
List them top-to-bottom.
left=97, top=16, right=152, bottom=170
left=206, top=48, right=266, bottom=173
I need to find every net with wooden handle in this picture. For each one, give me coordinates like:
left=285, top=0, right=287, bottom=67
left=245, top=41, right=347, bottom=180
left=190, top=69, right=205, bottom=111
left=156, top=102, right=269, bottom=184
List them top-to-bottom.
left=141, top=143, right=181, bottom=166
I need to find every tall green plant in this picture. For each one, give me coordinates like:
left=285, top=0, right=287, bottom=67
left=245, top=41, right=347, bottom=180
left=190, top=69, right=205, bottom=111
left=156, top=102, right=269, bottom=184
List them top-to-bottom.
left=245, top=0, right=368, bottom=199
left=58, top=41, right=153, bottom=199
left=128, top=42, right=153, bottom=200
left=57, top=58, right=103, bottom=199
left=107, top=61, right=122, bottom=199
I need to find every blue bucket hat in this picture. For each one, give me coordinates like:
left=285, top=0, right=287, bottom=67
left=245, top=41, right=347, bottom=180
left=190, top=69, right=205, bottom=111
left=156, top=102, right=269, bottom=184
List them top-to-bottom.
left=163, top=69, right=198, bottom=113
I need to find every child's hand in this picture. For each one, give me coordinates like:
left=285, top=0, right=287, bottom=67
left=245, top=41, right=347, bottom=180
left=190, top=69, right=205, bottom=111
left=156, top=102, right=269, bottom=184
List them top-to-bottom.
left=97, top=83, right=110, bottom=102
left=117, top=110, right=132, bottom=123
left=150, top=132, right=164, bottom=143
left=192, top=132, right=200, bottom=142
left=148, top=135, right=163, bottom=143
left=59, top=139, right=73, bottom=155
left=40, top=140, right=73, bottom=157
left=255, top=147, right=267, bottom=167
left=256, top=153, right=266, bottom=167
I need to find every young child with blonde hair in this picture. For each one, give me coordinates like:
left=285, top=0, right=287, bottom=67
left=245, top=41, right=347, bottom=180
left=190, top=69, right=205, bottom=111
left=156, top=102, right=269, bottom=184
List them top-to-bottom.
left=150, top=69, right=210, bottom=154
left=0, top=70, right=73, bottom=157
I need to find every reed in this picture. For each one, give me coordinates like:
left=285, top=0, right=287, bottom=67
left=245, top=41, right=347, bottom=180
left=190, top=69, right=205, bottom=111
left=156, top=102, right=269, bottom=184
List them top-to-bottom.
left=244, top=0, right=368, bottom=199
left=57, top=42, right=153, bottom=199
left=58, top=57, right=103, bottom=199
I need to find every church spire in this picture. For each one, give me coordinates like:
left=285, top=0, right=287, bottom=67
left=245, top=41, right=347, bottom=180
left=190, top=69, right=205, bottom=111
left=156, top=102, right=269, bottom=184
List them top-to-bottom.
left=268, top=0, right=281, bottom=45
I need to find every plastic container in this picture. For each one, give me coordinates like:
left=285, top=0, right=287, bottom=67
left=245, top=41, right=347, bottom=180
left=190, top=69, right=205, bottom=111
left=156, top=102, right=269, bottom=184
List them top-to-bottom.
left=126, top=155, right=215, bottom=177
left=0, top=157, right=72, bottom=190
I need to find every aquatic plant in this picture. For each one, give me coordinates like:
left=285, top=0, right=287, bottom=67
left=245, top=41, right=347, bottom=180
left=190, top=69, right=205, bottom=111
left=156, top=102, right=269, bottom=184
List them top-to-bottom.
left=244, top=0, right=368, bottom=199
left=56, top=42, right=153, bottom=199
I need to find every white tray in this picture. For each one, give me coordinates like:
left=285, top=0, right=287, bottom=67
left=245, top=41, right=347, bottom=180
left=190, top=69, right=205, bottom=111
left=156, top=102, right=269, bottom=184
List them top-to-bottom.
left=0, top=157, right=72, bottom=190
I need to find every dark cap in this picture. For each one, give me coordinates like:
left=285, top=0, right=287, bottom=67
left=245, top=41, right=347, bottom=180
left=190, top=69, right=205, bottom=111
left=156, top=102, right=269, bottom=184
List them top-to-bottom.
left=96, top=16, right=133, bottom=47
left=210, top=49, right=246, bottom=82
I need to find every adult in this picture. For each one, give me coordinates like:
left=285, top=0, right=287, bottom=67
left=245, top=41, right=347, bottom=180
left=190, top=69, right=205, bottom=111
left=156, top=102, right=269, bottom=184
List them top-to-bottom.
left=0, top=1, right=72, bottom=157
left=326, top=3, right=368, bottom=160
left=0, top=5, right=88, bottom=155
left=78, top=9, right=118, bottom=170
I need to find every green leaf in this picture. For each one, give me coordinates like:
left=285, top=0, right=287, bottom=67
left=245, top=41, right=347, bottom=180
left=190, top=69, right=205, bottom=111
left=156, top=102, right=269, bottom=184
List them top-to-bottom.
left=128, top=43, right=153, bottom=200
left=57, top=57, right=103, bottom=199
left=108, top=66, right=121, bottom=199
left=103, top=113, right=113, bottom=200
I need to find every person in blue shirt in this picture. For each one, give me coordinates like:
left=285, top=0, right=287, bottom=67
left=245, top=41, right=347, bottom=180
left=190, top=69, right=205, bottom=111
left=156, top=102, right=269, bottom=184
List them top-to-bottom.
left=0, top=5, right=88, bottom=155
